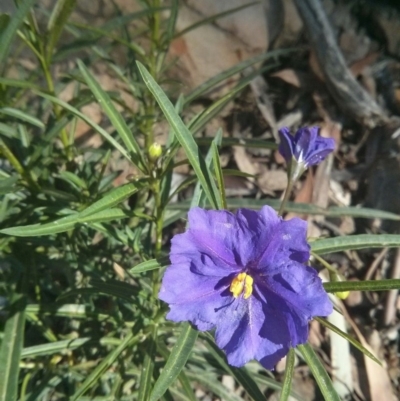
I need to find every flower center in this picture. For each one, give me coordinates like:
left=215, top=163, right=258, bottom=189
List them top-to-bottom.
left=229, top=272, right=254, bottom=299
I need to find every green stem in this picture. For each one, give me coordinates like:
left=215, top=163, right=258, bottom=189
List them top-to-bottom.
left=40, top=58, right=71, bottom=155
left=0, top=140, right=40, bottom=191
left=152, top=177, right=164, bottom=299
left=278, top=178, right=294, bottom=216
left=311, top=251, right=338, bottom=274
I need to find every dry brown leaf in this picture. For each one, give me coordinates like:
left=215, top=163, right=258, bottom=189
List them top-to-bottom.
left=349, top=52, right=380, bottom=77
left=270, top=68, right=312, bottom=88
left=232, top=146, right=257, bottom=177
left=258, top=168, right=287, bottom=193
left=338, top=304, right=397, bottom=401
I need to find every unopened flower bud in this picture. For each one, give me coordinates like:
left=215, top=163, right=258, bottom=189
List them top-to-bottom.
left=278, top=126, right=336, bottom=181
left=149, top=143, right=162, bottom=161
left=329, top=271, right=350, bottom=300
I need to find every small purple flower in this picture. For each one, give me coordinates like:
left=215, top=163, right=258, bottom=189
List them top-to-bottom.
left=279, top=126, right=335, bottom=169
left=159, top=206, right=332, bottom=369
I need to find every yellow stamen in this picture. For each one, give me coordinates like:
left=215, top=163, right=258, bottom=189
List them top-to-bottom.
left=230, top=272, right=254, bottom=299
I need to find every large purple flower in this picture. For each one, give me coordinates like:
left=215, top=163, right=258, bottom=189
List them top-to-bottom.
left=279, top=126, right=335, bottom=169
left=159, top=206, right=332, bottom=369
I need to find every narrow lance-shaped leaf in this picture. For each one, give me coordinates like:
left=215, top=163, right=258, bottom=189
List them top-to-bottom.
left=0, top=0, right=37, bottom=64
left=46, top=0, right=77, bottom=62
left=175, top=2, right=258, bottom=39
left=184, top=48, right=294, bottom=105
left=78, top=61, right=144, bottom=169
left=136, top=61, right=219, bottom=209
left=36, top=91, right=133, bottom=162
left=0, top=107, right=45, bottom=129
left=191, top=129, right=223, bottom=207
left=211, top=138, right=226, bottom=209
left=0, top=180, right=145, bottom=237
left=168, top=198, right=400, bottom=221
left=0, top=208, right=127, bottom=237
left=311, top=234, right=400, bottom=254
left=129, top=256, right=170, bottom=275
left=324, top=279, right=400, bottom=293
left=0, top=295, right=26, bottom=401
left=315, top=317, right=381, bottom=365
left=149, top=323, right=198, bottom=401
left=138, top=326, right=158, bottom=401
left=70, top=330, right=136, bottom=401
left=202, top=333, right=267, bottom=401
left=297, top=343, right=341, bottom=401
left=279, top=348, right=295, bottom=401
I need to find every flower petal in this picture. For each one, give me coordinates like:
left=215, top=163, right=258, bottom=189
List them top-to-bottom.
left=278, top=128, right=295, bottom=163
left=305, top=137, right=336, bottom=166
left=183, top=208, right=250, bottom=274
left=251, top=212, right=310, bottom=269
left=159, top=262, right=233, bottom=330
left=257, top=262, right=333, bottom=320
left=214, top=294, right=291, bottom=369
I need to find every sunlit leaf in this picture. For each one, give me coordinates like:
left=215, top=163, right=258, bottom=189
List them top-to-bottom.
left=137, top=61, right=219, bottom=209
left=311, top=234, right=400, bottom=254
left=0, top=295, right=26, bottom=401
left=149, top=323, right=198, bottom=401
left=297, top=343, right=340, bottom=401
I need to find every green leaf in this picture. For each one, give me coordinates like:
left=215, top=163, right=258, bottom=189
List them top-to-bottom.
left=0, top=0, right=37, bottom=65
left=46, top=0, right=77, bottom=61
left=175, top=2, right=258, bottom=39
left=66, top=22, right=145, bottom=56
left=184, top=49, right=295, bottom=105
left=78, top=60, right=144, bottom=169
left=137, top=61, right=219, bottom=209
left=188, top=64, right=277, bottom=135
left=0, top=77, right=42, bottom=91
left=35, top=91, right=133, bottom=162
left=0, top=107, right=45, bottom=129
left=191, top=130, right=223, bottom=208
left=196, top=136, right=277, bottom=150
left=212, top=137, right=226, bottom=209
left=58, top=171, right=87, bottom=190
left=0, top=176, right=18, bottom=195
left=0, top=181, right=142, bottom=237
left=78, top=181, right=143, bottom=218
left=168, top=196, right=400, bottom=221
left=0, top=208, right=127, bottom=237
left=311, top=234, right=400, bottom=254
left=129, top=256, right=169, bottom=274
left=89, top=278, right=139, bottom=302
left=324, top=278, right=400, bottom=292
left=0, top=295, right=26, bottom=401
left=26, top=304, right=110, bottom=320
left=315, top=317, right=381, bottom=365
left=149, top=323, right=198, bottom=401
left=138, top=325, right=157, bottom=401
left=70, top=330, right=136, bottom=401
left=202, top=334, right=266, bottom=401
left=21, top=337, right=90, bottom=359
left=157, top=339, right=197, bottom=401
left=297, top=343, right=340, bottom=401
left=279, top=348, right=295, bottom=401
left=185, top=371, right=243, bottom=401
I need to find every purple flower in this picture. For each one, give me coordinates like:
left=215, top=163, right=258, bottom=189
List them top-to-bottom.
left=279, top=126, right=335, bottom=169
left=159, top=206, right=332, bottom=369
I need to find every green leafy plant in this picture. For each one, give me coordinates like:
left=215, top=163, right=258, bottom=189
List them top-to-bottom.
left=0, top=1, right=399, bottom=400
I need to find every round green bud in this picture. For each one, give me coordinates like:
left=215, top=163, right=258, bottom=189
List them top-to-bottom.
left=149, top=142, right=162, bottom=161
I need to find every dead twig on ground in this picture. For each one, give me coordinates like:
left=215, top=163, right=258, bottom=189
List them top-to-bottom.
left=294, top=0, right=385, bottom=128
